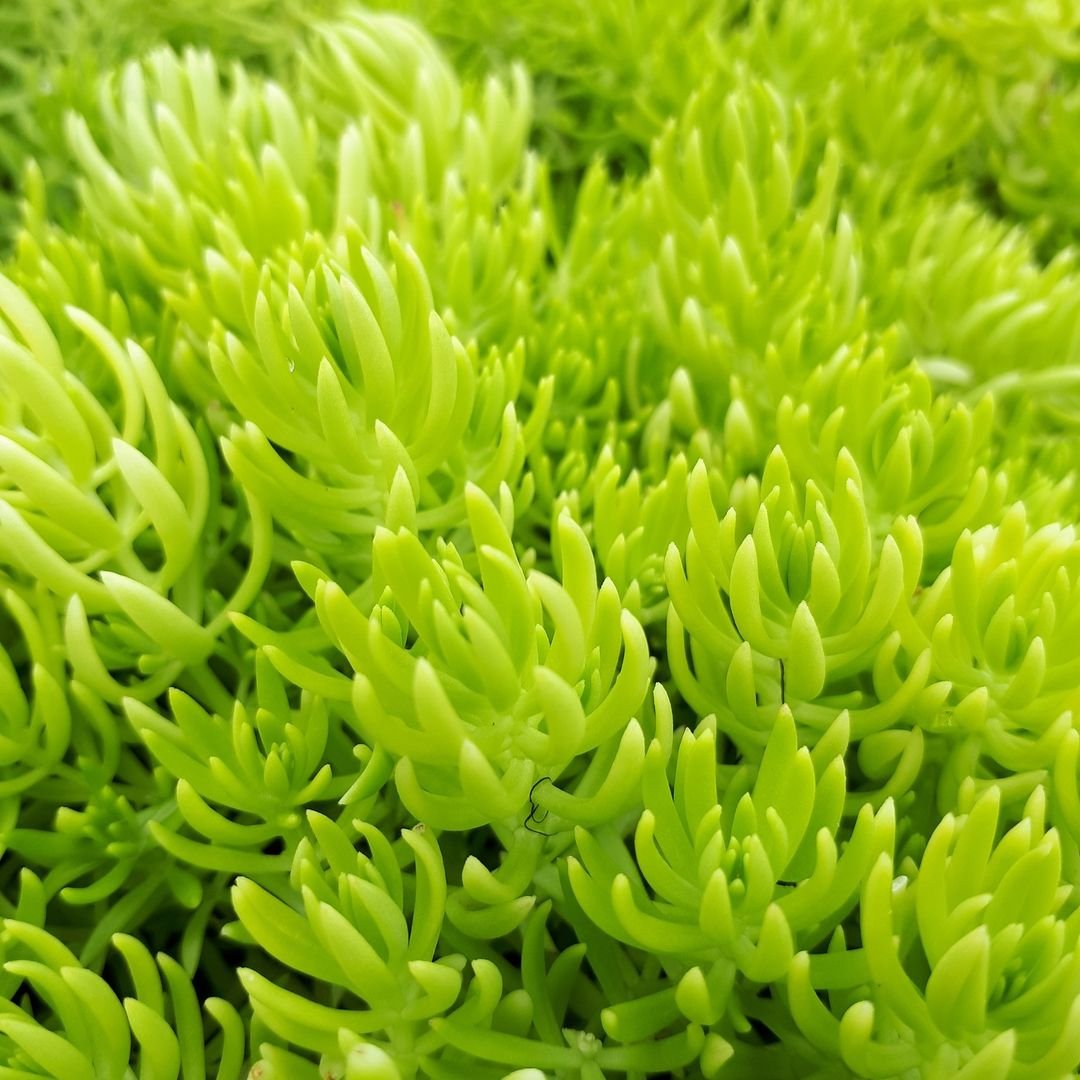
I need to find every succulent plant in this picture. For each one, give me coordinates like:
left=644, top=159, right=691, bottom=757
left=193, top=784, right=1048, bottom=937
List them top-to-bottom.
left=0, top=0, right=1079, bottom=1077
left=310, top=483, right=653, bottom=830
left=789, top=785, right=1080, bottom=1079
left=0, top=920, right=245, bottom=1078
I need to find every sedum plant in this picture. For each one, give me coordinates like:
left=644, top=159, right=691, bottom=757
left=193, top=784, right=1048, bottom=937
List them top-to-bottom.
left=1, top=1, right=1080, bottom=1078
left=665, top=447, right=937, bottom=759
left=311, top=483, right=652, bottom=830
left=788, top=785, right=1080, bottom=1078
left=0, top=919, right=245, bottom=1079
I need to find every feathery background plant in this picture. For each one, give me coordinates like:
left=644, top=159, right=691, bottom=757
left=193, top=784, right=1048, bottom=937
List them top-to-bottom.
left=0, top=1, right=1079, bottom=1078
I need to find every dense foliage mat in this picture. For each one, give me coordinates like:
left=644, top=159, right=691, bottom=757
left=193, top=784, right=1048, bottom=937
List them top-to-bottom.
left=2, top=1, right=1080, bottom=1077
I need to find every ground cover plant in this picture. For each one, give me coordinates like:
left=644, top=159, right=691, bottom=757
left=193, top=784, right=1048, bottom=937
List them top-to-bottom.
left=1, top=1, right=1080, bottom=1077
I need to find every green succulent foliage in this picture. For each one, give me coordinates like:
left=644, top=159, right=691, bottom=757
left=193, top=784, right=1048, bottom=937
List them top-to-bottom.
left=0, top=0, right=342, bottom=237
left=1, top=0, right=1080, bottom=1078
left=368, top=0, right=741, bottom=177
left=927, top=0, right=1080, bottom=79
left=60, top=27, right=548, bottom=360
left=638, top=72, right=864, bottom=422
left=983, top=72, right=1080, bottom=245
left=864, top=197, right=1080, bottom=384
left=209, top=244, right=539, bottom=578
left=0, top=274, right=270, bottom=703
left=776, top=341, right=1007, bottom=572
left=554, top=443, right=693, bottom=624
left=666, top=448, right=936, bottom=757
left=312, top=484, right=653, bottom=829
left=900, top=506, right=1080, bottom=814
left=0, top=588, right=74, bottom=800
left=125, top=650, right=365, bottom=875
left=568, top=709, right=895, bottom=1028
left=789, top=785, right=1080, bottom=1079
left=234, top=813, right=728, bottom=1080
left=234, top=816, right=455, bottom=1060
left=0, top=920, right=245, bottom=1079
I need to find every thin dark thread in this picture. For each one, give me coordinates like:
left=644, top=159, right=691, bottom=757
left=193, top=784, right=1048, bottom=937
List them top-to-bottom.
left=721, top=592, right=740, bottom=638
left=779, top=659, right=786, bottom=705
left=524, top=776, right=552, bottom=836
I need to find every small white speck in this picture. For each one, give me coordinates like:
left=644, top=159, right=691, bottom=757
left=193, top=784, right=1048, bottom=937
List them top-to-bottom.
left=287, top=359, right=295, bottom=373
